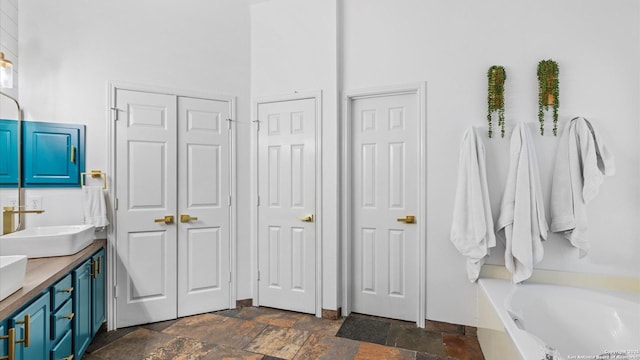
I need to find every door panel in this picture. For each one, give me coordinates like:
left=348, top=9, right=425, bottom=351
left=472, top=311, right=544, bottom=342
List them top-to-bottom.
left=116, top=90, right=178, bottom=327
left=352, top=93, right=418, bottom=322
left=177, top=96, right=230, bottom=317
left=258, top=98, right=316, bottom=314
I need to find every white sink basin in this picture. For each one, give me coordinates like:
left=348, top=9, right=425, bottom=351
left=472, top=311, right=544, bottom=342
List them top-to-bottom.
left=0, top=225, right=95, bottom=258
left=0, top=255, right=27, bottom=301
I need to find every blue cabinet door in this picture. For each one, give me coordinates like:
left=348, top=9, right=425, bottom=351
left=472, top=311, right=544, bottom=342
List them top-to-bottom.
left=0, top=119, right=18, bottom=187
left=23, top=121, right=85, bottom=187
left=91, top=249, right=106, bottom=337
left=73, top=259, right=92, bottom=358
left=11, top=292, right=50, bottom=360
left=0, top=320, right=7, bottom=357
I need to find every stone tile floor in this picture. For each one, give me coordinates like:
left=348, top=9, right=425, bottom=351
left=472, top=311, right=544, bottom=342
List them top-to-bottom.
left=82, top=307, right=484, bottom=359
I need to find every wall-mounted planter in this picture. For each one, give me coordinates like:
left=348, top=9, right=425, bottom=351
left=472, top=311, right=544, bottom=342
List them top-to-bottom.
left=537, top=59, right=560, bottom=135
left=487, top=65, right=507, bottom=138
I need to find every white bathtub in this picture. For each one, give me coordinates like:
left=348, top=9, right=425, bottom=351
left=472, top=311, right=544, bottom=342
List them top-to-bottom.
left=477, top=278, right=640, bottom=360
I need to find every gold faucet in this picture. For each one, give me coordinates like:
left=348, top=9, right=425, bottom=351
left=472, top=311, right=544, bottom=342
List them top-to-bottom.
left=2, top=206, right=45, bottom=235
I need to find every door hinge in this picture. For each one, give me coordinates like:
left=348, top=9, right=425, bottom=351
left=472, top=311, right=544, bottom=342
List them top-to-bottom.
left=111, top=107, right=124, bottom=121
left=226, top=118, right=233, bottom=130
left=253, top=120, right=260, bottom=131
left=228, top=195, right=232, bottom=207
left=257, top=196, right=260, bottom=206
left=114, top=197, right=119, bottom=210
left=257, top=271, right=260, bottom=281
left=229, top=272, right=232, bottom=283
left=113, top=285, right=118, bottom=299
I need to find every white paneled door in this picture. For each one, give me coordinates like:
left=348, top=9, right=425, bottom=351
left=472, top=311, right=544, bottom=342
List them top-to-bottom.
left=115, top=89, right=231, bottom=328
left=351, top=93, right=419, bottom=322
left=177, top=97, right=230, bottom=317
left=257, top=98, right=316, bottom=314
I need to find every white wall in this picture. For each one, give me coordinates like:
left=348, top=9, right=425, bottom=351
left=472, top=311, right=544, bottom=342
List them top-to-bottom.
left=17, top=0, right=253, bottom=298
left=251, top=0, right=341, bottom=310
left=342, top=0, right=640, bottom=325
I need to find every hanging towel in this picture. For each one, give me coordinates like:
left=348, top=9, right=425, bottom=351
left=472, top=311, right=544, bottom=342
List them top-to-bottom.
left=550, top=117, right=614, bottom=257
left=496, top=123, right=548, bottom=283
left=450, top=127, right=495, bottom=282
left=82, top=186, right=109, bottom=229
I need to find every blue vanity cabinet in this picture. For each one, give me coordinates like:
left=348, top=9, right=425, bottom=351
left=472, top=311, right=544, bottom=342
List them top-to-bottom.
left=0, top=119, right=18, bottom=187
left=22, top=121, right=85, bottom=187
left=0, top=245, right=106, bottom=360
left=91, top=249, right=106, bottom=336
left=73, top=258, right=92, bottom=358
left=10, top=291, right=50, bottom=360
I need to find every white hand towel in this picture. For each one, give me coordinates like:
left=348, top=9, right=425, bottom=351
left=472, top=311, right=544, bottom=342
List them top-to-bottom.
left=550, top=117, right=614, bottom=257
left=496, top=123, right=548, bottom=283
left=450, top=127, right=496, bottom=282
left=82, top=186, right=109, bottom=228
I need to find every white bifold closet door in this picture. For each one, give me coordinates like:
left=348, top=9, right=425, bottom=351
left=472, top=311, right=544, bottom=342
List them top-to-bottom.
left=115, top=89, right=231, bottom=328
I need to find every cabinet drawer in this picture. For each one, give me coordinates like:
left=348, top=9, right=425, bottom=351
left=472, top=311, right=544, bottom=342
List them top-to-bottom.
left=51, top=274, right=73, bottom=311
left=51, top=299, right=73, bottom=343
left=50, top=328, right=73, bottom=360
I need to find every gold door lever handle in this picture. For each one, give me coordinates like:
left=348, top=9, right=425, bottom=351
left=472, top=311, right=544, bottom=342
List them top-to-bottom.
left=180, top=214, right=198, bottom=223
left=299, top=214, right=314, bottom=222
left=396, top=215, right=416, bottom=224
left=154, top=216, right=174, bottom=224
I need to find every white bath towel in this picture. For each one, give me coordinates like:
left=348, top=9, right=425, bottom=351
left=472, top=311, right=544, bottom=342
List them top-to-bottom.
left=550, top=117, right=615, bottom=257
left=496, top=123, right=548, bottom=283
left=450, top=127, right=496, bottom=282
left=82, top=186, right=109, bottom=229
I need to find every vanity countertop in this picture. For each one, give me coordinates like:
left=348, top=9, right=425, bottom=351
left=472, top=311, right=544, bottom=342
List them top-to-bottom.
left=0, top=238, right=106, bottom=320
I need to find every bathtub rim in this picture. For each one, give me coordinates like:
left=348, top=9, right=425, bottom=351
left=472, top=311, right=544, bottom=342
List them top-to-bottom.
left=478, top=277, right=640, bottom=360
left=478, top=278, right=552, bottom=360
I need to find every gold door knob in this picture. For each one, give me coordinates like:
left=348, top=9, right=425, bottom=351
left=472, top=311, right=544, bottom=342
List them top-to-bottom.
left=180, top=214, right=199, bottom=223
left=299, top=214, right=314, bottom=222
left=154, top=215, right=174, bottom=224
left=396, top=215, right=416, bottom=224
left=63, top=313, right=75, bottom=320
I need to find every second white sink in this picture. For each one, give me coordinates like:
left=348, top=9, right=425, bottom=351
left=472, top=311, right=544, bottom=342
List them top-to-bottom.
left=0, top=225, right=95, bottom=258
left=0, top=255, right=27, bottom=301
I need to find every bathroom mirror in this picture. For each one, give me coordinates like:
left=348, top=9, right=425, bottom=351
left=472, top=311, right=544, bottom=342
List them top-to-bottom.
left=0, top=93, right=21, bottom=234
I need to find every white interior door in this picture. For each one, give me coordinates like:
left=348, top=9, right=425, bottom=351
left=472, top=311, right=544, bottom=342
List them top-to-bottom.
left=115, top=89, right=178, bottom=327
left=115, top=89, right=232, bottom=327
left=351, top=93, right=419, bottom=322
left=177, top=96, right=231, bottom=317
left=257, top=98, right=316, bottom=314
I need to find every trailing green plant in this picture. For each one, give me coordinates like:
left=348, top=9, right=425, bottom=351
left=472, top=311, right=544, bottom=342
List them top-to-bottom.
left=537, top=59, right=560, bottom=135
left=487, top=65, right=507, bottom=138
